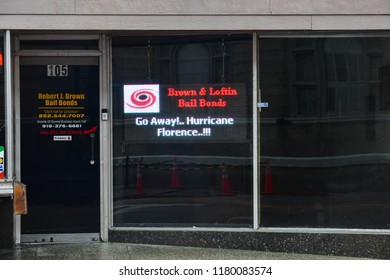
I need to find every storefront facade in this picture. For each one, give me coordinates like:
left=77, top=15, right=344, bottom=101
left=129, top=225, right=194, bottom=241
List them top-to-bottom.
left=1, top=0, right=390, bottom=258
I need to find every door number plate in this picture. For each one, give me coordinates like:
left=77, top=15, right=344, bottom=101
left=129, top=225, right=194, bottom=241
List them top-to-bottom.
left=47, top=65, right=68, bottom=77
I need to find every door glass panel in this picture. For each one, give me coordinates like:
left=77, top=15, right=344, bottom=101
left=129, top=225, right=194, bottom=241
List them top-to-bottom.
left=20, top=40, right=99, bottom=50
left=20, top=57, right=100, bottom=234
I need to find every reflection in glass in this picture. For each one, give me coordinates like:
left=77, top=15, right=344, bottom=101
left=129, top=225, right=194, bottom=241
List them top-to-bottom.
left=259, top=37, right=390, bottom=229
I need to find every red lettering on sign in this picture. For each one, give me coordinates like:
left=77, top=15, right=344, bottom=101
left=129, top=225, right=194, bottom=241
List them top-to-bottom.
left=209, top=87, right=238, bottom=96
left=168, top=88, right=197, bottom=97
left=178, top=99, right=197, bottom=108
left=199, top=99, right=227, bottom=107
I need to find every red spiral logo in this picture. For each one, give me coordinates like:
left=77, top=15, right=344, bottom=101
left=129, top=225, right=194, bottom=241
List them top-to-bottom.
left=126, top=89, right=157, bottom=109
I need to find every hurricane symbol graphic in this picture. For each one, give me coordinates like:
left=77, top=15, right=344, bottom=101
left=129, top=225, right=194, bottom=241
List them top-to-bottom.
left=124, top=84, right=160, bottom=113
left=127, top=89, right=157, bottom=109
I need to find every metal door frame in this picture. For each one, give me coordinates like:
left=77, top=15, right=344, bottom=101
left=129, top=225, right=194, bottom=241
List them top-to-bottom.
left=13, top=33, right=111, bottom=243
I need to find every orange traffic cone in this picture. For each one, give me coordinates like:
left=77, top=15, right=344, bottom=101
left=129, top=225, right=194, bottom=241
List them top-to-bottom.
left=170, top=158, right=181, bottom=189
left=264, top=160, right=275, bottom=194
left=134, top=162, right=145, bottom=195
left=220, top=163, right=235, bottom=196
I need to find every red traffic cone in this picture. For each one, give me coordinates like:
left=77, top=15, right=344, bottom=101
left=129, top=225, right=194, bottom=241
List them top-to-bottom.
left=170, top=158, right=181, bottom=189
left=264, top=160, right=275, bottom=194
left=134, top=162, right=144, bottom=195
left=220, top=163, right=235, bottom=196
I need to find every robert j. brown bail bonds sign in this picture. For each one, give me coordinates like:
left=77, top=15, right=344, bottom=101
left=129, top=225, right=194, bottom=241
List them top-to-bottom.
left=36, top=92, right=91, bottom=141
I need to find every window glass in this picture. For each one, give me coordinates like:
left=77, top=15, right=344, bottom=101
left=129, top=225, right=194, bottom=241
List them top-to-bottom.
left=112, top=35, right=253, bottom=227
left=259, top=37, right=390, bottom=229
left=19, top=40, right=99, bottom=50
left=176, top=44, right=209, bottom=84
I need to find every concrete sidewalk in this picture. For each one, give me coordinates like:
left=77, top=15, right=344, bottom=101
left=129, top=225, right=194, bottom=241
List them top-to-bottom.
left=0, top=242, right=367, bottom=260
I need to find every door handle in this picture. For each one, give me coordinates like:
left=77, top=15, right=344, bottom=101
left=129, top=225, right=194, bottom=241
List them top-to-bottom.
left=90, top=132, right=95, bottom=165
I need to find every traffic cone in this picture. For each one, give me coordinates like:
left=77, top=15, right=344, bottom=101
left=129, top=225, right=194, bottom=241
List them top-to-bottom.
left=170, top=158, right=181, bottom=189
left=264, top=160, right=275, bottom=194
left=134, top=162, right=144, bottom=195
left=220, top=163, right=235, bottom=196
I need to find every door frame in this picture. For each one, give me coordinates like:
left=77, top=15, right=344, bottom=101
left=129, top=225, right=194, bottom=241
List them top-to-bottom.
left=13, top=33, right=111, bottom=243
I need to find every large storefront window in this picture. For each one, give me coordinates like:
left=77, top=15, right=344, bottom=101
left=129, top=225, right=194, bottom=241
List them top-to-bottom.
left=112, top=35, right=253, bottom=227
left=259, top=37, right=390, bottom=229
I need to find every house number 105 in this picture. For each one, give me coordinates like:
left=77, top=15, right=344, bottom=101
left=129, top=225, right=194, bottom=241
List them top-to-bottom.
left=47, top=65, right=68, bottom=77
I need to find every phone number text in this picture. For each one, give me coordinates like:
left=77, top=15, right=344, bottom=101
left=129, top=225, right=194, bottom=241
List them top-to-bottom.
left=38, top=113, right=85, bottom=119
left=41, top=124, right=83, bottom=129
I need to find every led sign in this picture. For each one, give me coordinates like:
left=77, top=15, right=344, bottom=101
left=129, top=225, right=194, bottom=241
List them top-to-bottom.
left=124, top=84, right=248, bottom=142
left=124, top=84, right=160, bottom=113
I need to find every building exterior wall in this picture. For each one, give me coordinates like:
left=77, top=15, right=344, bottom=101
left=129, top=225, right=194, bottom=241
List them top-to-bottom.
left=0, top=0, right=389, bottom=30
left=1, top=0, right=390, bottom=257
left=1, top=0, right=389, bottom=15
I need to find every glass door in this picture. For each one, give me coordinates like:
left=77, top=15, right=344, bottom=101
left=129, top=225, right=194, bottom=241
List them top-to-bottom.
left=20, top=57, right=100, bottom=235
